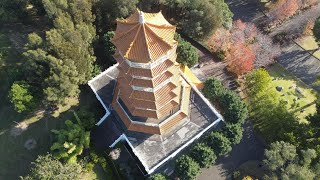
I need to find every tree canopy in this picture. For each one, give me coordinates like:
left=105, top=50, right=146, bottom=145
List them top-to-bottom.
left=23, top=0, right=96, bottom=106
left=165, top=0, right=233, bottom=39
left=313, top=16, right=320, bottom=43
left=175, top=34, right=199, bottom=67
left=9, top=81, right=36, bottom=113
left=50, top=119, right=90, bottom=164
left=206, top=131, right=232, bottom=156
left=264, top=141, right=319, bottom=180
left=23, top=154, right=83, bottom=180
left=175, top=155, right=201, bottom=180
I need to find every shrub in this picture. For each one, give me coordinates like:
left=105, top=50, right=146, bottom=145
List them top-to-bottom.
left=313, top=17, right=320, bottom=43
left=175, top=34, right=199, bottom=67
left=203, top=78, right=225, bottom=100
left=9, top=81, right=36, bottom=113
left=219, top=91, right=248, bottom=124
left=77, top=108, right=96, bottom=130
left=50, top=120, right=90, bottom=164
left=222, top=123, right=243, bottom=145
left=206, top=132, right=232, bottom=156
left=190, top=143, right=217, bottom=168
left=23, top=154, right=83, bottom=179
left=175, top=155, right=200, bottom=180
left=150, top=173, right=167, bottom=180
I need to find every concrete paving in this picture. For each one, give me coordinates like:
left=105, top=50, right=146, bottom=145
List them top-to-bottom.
left=197, top=122, right=266, bottom=180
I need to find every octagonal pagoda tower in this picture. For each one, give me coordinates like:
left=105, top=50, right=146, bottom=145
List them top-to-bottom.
left=111, top=10, right=191, bottom=135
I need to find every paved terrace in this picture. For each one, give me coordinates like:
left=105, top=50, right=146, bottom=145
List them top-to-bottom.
left=89, top=64, right=223, bottom=174
left=124, top=90, right=221, bottom=172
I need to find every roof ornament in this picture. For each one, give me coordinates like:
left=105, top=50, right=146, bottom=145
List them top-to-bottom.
left=139, top=11, right=145, bottom=24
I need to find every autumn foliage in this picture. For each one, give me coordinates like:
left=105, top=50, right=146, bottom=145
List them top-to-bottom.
left=267, top=0, right=318, bottom=25
left=207, top=20, right=280, bottom=76
left=226, top=42, right=255, bottom=76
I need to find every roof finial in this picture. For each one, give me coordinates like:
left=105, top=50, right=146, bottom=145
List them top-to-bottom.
left=139, top=10, right=145, bottom=24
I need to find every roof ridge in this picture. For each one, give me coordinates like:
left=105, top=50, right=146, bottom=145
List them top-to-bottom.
left=146, top=22, right=175, bottom=29
left=112, top=24, right=140, bottom=42
left=142, top=24, right=153, bottom=63
left=145, top=24, right=172, bottom=50
left=124, top=25, right=143, bottom=59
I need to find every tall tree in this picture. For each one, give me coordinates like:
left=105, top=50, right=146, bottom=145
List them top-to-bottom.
left=0, top=0, right=28, bottom=23
left=23, top=0, right=97, bottom=107
left=43, top=0, right=96, bottom=83
left=94, top=0, right=139, bottom=32
left=165, top=0, right=233, bottom=39
left=313, top=16, right=320, bottom=43
left=175, top=34, right=199, bottom=67
left=226, top=42, right=255, bottom=76
left=9, top=81, right=36, bottom=113
left=264, top=141, right=317, bottom=180
left=23, top=154, right=83, bottom=180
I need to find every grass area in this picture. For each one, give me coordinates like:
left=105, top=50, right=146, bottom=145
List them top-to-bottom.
left=0, top=28, right=105, bottom=179
left=296, top=36, right=320, bottom=59
left=267, top=64, right=317, bottom=123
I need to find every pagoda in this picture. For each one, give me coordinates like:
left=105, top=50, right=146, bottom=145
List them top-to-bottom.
left=111, top=10, right=191, bottom=135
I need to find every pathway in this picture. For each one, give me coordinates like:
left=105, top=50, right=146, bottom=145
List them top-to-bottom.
left=277, top=43, right=320, bottom=91
left=197, top=122, right=266, bottom=180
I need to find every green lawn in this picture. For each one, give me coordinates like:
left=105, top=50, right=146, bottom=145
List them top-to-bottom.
left=0, top=28, right=105, bottom=179
left=296, top=36, right=320, bottom=59
left=267, top=64, right=317, bottom=123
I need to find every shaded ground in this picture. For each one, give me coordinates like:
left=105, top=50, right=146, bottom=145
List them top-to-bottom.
left=226, top=0, right=265, bottom=23
left=269, top=4, right=320, bottom=38
left=277, top=43, right=320, bottom=92
left=198, top=122, right=266, bottom=180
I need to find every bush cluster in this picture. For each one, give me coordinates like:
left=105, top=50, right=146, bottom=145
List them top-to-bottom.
left=173, top=78, right=246, bottom=180
left=204, top=78, right=248, bottom=124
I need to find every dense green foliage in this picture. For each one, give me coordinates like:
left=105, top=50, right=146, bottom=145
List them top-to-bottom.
left=0, top=0, right=28, bottom=23
left=23, top=0, right=96, bottom=106
left=95, top=0, right=138, bottom=31
left=96, top=0, right=232, bottom=40
left=165, top=0, right=233, bottom=39
left=314, top=17, right=320, bottom=43
left=103, top=31, right=116, bottom=61
left=175, top=34, right=199, bottom=67
left=244, top=69, right=299, bottom=143
left=245, top=69, right=272, bottom=97
left=203, top=78, right=225, bottom=100
left=204, top=78, right=248, bottom=124
left=8, top=81, right=36, bottom=113
left=50, top=120, right=90, bottom=164
left=222, top=123, right=243, bottom=145
left=206, top=132, right=232, bottom=156
left=263, top=141, right=320, bottom=180
left=190, top=143, right=217, bottom=168
left=23, top=154, right=83, bottom=180
left=175, top=155, right=201, bottom=180
left=149, top=173, right=168, bottom=180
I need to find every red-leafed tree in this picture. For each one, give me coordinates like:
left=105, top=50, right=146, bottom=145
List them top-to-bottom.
left=268, top=0, right=299, bottom=24
left=207, top=20, right=279, bottom=69
left=231, top=20, right=257, bottom=44
left=207, top=27, right=231, bottom=53
left=226, top=42, right=255, bottom=76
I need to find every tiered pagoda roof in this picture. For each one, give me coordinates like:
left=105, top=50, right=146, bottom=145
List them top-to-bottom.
left=112, top=10, right=176, bottom=63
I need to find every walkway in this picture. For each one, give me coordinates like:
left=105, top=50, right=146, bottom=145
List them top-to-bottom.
left=277, top=43, right=320, bottom=92
left=198, top=122, right=266, bottom=180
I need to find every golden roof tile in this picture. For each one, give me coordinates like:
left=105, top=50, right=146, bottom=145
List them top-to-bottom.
left=112, top=10, right=176, bottom=63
